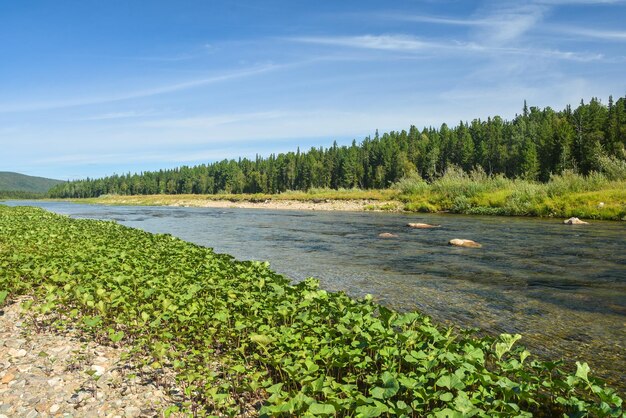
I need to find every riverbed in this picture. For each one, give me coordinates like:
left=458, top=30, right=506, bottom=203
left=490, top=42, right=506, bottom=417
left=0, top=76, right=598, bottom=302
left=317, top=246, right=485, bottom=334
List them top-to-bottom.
left=5, top=200, right=625, bottom=391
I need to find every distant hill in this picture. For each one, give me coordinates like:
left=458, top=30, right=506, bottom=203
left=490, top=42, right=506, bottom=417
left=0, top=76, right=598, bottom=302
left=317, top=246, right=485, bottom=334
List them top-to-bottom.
left=0, top=172, right=64, bottom=194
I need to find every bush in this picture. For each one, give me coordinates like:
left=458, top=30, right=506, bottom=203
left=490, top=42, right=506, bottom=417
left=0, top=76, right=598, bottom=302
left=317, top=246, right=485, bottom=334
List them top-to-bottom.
left=598, top=155, right=626, bottom=181
left=546, top=170, right=608, bottom=197
left=392, top=172, right=429, bottom=195
left=504, top=181, right=548, bottom=216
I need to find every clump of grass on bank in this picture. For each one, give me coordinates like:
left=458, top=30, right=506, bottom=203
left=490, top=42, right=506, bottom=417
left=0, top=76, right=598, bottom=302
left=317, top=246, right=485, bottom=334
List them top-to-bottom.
left=397, top=168, right=626, bottom=220
left=0, top=206, right=623, bottom=416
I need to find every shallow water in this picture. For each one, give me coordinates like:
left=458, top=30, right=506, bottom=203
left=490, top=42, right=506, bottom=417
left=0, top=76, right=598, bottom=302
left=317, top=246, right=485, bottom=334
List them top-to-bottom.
left=5, top=201, right=626, bottom=391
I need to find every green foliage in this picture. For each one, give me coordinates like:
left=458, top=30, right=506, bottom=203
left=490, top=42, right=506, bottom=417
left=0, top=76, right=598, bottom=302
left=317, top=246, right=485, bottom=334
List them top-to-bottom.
left=597, top=155, right=626, bottom=181
left=392, top=171, right=428, bottom=195
left=0, top=190, right=45, bottom=200
left=0, top=206, right=623, bottom=416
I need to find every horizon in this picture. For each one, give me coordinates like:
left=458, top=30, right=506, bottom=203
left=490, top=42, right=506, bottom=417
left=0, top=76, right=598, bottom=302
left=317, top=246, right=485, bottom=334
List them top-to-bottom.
left=1, top=0, right=625, bottom=181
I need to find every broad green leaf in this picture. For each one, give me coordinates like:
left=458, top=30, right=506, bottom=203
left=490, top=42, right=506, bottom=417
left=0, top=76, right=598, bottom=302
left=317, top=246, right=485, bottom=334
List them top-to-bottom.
left=83, top=315, right=102, bottom=327
left=495, top=333, right=522, bottom=360
left=250, top=334, right=274, bottom=346
left=575, top=361, right=590, bottom=382
left=371, top=371, right=399, bottom=399
left=436, top=373, right=465, bottom=391
left=355, top=402, right=388, bottom=418
left=308, top=403, right=336, bottom=415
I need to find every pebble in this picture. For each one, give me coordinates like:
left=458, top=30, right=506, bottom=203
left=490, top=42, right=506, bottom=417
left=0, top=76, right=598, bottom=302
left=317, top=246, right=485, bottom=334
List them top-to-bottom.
left=4, top=338, right=25, bottom=349
left=8, top=348, right=27, bottom=358
left=91, top=364, right=106, bottom=376
left=1, top=372, right=15, bottom=384
left=35, top=401, right=50, bottom=413
left=124, top=406, right=142, bottom=417
left=24, top=410, right=38, bottom=418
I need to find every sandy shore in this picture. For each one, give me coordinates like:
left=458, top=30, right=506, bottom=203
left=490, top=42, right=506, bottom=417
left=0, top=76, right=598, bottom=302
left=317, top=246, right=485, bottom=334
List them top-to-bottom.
left=80, top=196, right=404, bottom=212
left=187, top=198, right=400, bottom=211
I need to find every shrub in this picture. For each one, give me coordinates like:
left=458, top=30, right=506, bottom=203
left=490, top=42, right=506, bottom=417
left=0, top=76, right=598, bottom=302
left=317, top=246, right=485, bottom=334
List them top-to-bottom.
left=598, top=155, right=626, bottom=181
left=392, top=172, right=429, bottom=195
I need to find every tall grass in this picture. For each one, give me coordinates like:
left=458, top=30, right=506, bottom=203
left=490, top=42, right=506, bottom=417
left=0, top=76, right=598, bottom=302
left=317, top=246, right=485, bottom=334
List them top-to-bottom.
left=398, top=167, right=626, bottom=220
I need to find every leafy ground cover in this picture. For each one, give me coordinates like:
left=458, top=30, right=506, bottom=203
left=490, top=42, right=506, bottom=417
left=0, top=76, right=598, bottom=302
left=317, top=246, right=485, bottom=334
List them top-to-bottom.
left=0, top=205, right=623, bottom=416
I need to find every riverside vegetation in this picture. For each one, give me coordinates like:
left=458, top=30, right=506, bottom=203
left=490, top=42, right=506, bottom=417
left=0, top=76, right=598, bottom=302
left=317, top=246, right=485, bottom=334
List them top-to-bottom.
left=46, top=96, right=626, bottom=221
left=74, top=168, right=626, bottom=221
left=0, top=206, right=623, bottom=416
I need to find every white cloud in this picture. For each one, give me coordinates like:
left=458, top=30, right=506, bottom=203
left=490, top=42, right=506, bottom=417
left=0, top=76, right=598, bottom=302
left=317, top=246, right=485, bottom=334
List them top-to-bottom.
left=385, top=4, right=546, bottom=45
left=391, top=15, right=489, bottom=26
left=556, top=27, right=626, bottom=41
left=289, top=34, right=602, bottom=62
left=291, top=35, right=436, bottom=51
left=0, top=64, right=282, bottom=114
left=77, top=110, right=159, bottom=121
left=142, top=111, right=287, bottom=129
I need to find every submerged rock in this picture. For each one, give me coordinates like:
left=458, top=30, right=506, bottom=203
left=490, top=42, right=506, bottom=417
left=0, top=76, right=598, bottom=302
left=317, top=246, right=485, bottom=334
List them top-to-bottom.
left=564, top=217, right=589, bottom=225
left=407, top=223, right=440, bottom=229
left=378, top=232, right=398, bottom=238
left=449, top=239, right=482, bottom=248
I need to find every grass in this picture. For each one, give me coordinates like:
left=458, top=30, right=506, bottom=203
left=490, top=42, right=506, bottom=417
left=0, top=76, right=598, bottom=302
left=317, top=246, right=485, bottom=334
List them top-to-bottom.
left=397, top=169, right=626, bottom=221
left=0, top=205, right=622, bottom=416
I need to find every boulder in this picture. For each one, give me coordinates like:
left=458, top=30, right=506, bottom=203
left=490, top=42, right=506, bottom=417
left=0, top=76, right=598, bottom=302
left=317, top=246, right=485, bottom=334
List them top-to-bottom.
left=564, top=217, right=589, bottom=225
left=407, top=223, right=440, bottom=229
left=378, top=232, right=398, bottom=238
left=449, top=239, right=482, bottom=248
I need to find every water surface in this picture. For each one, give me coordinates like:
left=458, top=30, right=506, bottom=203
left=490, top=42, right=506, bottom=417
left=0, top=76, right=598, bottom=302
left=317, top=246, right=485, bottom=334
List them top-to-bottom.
left=5, top=201, right=625, bottom=391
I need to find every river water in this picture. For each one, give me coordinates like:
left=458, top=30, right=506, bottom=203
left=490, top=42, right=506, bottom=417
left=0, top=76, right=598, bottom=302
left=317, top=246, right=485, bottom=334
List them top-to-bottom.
left=5, top=201, right=626, bottom=391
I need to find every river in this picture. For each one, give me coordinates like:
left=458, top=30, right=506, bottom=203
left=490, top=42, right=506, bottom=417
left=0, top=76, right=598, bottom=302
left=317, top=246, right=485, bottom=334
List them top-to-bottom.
left=5, top=201, right=625, bottom=391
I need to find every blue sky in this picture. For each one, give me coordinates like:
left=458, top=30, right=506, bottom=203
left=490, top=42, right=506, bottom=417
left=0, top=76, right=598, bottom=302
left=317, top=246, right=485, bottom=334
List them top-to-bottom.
left=1, top=0, right=625, bottom=180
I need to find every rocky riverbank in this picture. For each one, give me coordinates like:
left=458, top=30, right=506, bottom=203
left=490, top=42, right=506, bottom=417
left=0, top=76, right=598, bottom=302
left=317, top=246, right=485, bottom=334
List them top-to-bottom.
left=0, top=299, right=182, bottom=418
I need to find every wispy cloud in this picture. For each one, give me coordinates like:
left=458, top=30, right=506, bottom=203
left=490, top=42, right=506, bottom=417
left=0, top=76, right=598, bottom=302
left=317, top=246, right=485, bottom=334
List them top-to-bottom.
left=383, top=3, right=546, bottom=45
left=390, top=15, right=488, bottom=26
left=555, top=27, right=626, bottom=41
left=289, top=35, right=602, bottom=61
left=292, top=35, right=436, bottom=51
left=0, top=64, right=282, bottom=114
left=77, top=110, right=160, bottom=121
left=142, top=111, right=286, bottom=129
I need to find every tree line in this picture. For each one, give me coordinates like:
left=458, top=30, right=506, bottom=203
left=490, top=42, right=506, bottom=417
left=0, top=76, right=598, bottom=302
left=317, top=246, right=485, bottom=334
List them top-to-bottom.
left=49, top=96, right=626, bottom=198
left=0, top=190, right=44, bottom=199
